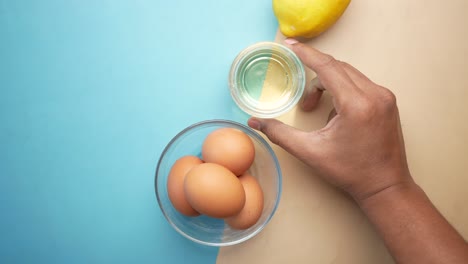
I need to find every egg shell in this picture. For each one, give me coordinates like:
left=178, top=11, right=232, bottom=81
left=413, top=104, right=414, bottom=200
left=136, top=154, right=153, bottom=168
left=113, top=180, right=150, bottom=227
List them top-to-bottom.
left=202, top=128, right=255, bottom=176
left=167, top=156, right=203, bottom=216
left=184, top=163, right=246, bottom=218
left=226, top=172, right=264, bottom=230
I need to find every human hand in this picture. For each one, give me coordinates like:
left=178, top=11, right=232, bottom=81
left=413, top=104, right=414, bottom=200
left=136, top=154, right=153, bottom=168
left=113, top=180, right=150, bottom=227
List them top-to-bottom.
left=248, top=39, right=413, bottom=202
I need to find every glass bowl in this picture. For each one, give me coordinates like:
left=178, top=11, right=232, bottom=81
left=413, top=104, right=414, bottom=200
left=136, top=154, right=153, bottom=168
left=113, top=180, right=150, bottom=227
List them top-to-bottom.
left=229, top=42, right=306, bottom=118
left=155, top=119, right=282, bottom=246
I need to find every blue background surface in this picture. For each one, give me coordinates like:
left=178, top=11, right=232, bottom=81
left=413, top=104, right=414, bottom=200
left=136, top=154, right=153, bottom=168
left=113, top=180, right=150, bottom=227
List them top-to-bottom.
left=0, top=1, right=277, bottom=263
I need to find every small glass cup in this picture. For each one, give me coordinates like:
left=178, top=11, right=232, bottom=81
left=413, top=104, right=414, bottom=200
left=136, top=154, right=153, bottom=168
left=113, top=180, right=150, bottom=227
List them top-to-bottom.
left=229, top=42, right=306, bottom=118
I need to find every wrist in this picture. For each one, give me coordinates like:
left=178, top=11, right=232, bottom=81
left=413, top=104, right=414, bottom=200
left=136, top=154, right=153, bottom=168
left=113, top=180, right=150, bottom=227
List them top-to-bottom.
left=347, top=165, right=414, bottom=203
left=354, top=176, right=468, bottom=264
left=355, top=178, right=420, bottom=210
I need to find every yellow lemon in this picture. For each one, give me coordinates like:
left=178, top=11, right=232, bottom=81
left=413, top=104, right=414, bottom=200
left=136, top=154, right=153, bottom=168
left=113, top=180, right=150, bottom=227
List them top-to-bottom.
left=273, top=0, right=351, bottom=38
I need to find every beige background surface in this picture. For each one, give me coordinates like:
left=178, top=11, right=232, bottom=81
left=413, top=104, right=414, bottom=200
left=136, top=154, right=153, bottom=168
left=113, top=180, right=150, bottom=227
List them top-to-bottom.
left=218, top=0, right=468, bottom=263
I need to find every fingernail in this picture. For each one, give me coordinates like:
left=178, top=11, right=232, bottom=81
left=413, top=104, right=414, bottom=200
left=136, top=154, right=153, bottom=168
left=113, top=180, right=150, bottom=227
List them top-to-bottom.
left=284, top=38, right=299, bottom=45
left=248, top=118, right=262, bottom=130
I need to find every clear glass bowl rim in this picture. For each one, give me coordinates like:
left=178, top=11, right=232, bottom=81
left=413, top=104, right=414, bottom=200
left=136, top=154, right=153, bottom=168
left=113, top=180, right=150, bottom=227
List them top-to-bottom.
left=154, top=119, right=283, bottom=246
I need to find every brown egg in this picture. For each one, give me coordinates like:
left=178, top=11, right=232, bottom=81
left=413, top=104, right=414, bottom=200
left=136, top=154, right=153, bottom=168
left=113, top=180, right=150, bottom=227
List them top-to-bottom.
left=202, top=128, right=255, bottom=176
left=167, top=156, right=203, bottom=216
left=184, top=163, right=246, bottom=218
left=226, top=173, right=264, bottom=230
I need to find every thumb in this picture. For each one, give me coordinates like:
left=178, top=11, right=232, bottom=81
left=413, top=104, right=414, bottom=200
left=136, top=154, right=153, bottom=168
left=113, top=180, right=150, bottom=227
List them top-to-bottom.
left=247, top=117, right=315, bottom=158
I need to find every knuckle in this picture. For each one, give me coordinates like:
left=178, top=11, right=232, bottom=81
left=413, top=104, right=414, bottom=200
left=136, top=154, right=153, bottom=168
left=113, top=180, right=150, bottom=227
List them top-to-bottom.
left=316, top=54, right=336, bottom=69
left=338, top=61, right=352, bottom=69
left=378, top=87, right=397, bottom=112
left=349, top=88, right=398, bottom=122
left=358, top=96, right=374, bottom=112
left=351, top=97, right=375, bottom=121
left=261, top=121, right=282, bottom=145
left=267, top=131, right=282, bottom=145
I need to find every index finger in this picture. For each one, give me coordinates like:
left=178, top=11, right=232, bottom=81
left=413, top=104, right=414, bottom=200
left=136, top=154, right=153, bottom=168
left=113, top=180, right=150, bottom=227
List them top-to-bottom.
left=285, top=40, right=360, bottom=105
